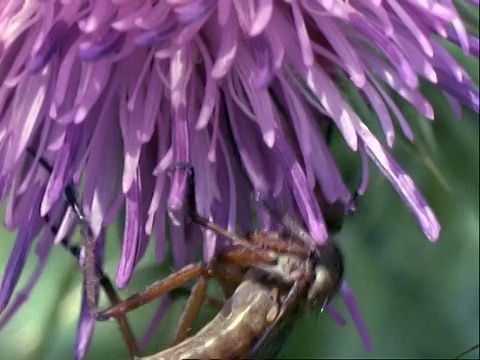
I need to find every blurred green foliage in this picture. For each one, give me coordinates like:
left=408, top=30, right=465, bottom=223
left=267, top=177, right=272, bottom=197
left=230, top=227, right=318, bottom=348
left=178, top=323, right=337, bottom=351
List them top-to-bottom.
left=0, top=55, right=478, bottom=360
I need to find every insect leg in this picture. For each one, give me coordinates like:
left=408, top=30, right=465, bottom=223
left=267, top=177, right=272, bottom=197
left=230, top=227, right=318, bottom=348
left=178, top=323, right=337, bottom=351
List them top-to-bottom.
left=26, top=147, right=98, bottom=316
left=168, top=163, right=257, bottom=251
left=253, top=193, right=319, bottom=250
left=43, top=215, right=140, bottom=357
left=248, top=231, right=310, bottom=256
left=172, top=246, right=278, bottom=341
left=172, top=247, right=279, bottom=342
left=218, top=247, right=277, bottom=266
left=96, top=263, right=211, bottom=320
left=173, top=275, right=209, bottom=344
left=169, top=287, right=223, bottom=310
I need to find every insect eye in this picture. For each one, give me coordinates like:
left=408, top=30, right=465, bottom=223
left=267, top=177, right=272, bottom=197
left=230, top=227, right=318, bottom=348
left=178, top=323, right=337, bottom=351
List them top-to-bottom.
left=307, top=266, right=328, bottom=301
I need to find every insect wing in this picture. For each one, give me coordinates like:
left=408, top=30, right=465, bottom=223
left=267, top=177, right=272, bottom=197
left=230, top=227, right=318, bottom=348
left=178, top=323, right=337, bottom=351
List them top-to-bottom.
left=248, top=278, right=307, bottom=359
left=248, top=311, right=297, bottom=359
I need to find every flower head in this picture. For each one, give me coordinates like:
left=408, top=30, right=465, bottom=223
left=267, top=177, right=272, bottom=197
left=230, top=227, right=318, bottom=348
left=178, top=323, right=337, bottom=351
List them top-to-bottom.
left=0, top=0, right=478, bottom=358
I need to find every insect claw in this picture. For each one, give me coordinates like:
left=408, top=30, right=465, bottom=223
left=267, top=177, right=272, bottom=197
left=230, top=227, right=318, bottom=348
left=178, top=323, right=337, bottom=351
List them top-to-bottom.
left=166, top=162, right=194, bottom=177
left=166, top=162, right=200, bottom=225
left=347, top=191, right=358, bottom=214
left=94, top=311, right=109, bottom=322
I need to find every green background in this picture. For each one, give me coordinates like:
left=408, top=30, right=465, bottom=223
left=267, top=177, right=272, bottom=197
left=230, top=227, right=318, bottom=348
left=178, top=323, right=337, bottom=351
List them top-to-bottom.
left=0, top=55, right=478, bottom=360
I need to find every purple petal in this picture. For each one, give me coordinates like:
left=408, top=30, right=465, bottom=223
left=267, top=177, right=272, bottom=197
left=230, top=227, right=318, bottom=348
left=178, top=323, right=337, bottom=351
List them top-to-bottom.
left=174, top=0, right=216, bottom=25
left=210, top=12, right=238, bottom=79
left=349, top=13, right=418, bottom=89
left=135, top=14, right=179, bottom=47
left=310, top=16, right=366, bottom=87
left=27, top=21, right=69, bottom=73
left=78, top=29, right=126, bottom=62
left=247, top=36, right=275, bottom=89
left=437, top=70, right=480, bottom=113
left=1, top=71, right=49, bottom=174
left=226, top=96, right=272, bottom=193
left=82, top=98, right=123, bottom=236
left=356, top=125, right=441, bottom=241
left=272, top=132, right=328, bottom=243
left=40, top=134, right=77, bottom=216
left=358, top=144, right=370, bottom=196
left=134, top=148, right=156, bottom=263
left=116, top=179, right=141, bottom=288
left=0, top=193, right=43, bottom=312
left=169, top=218, right=187, bottom=268
left=0, top=228, right=53, bottom=330
left=75, top=233, right=104, bottom=359
left=340, top=282, right=373, bottom=352
left=74, top=290, right=96, bottom=360
left=139, top=297, right=172, bottom=351
left=325, top=304, right=347, bottom=326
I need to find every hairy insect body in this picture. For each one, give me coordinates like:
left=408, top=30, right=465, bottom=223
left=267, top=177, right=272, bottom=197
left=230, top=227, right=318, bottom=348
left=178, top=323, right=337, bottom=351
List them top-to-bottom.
left=29, top=156, right=345, bottom=359
left=141, top=247, right=342, bottom=359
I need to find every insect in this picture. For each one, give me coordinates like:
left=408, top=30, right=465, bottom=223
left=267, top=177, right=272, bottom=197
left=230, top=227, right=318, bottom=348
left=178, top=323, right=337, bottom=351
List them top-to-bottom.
left=29, top=150, right=345, bottom=359
left=95, top=164, right=344, bottom=359
left=141, top=242, right=343, bottom=360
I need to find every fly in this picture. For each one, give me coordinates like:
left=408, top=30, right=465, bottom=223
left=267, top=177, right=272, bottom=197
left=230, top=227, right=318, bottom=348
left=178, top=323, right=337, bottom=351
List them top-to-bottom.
left=29, top=152, right=345, bottom=359
left=95, top=164, right=344, bottom=359
left=139, top=240, right=343, bottom=360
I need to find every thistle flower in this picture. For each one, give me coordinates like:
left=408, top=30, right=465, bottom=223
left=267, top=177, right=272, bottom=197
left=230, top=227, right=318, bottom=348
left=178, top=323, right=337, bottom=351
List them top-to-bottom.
left=0, top=1, right=478, bottom=358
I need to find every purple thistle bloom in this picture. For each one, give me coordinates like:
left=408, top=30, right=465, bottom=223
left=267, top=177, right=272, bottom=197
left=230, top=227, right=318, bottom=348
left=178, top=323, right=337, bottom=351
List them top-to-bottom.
left=0, top=0, right=478, bottom=357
